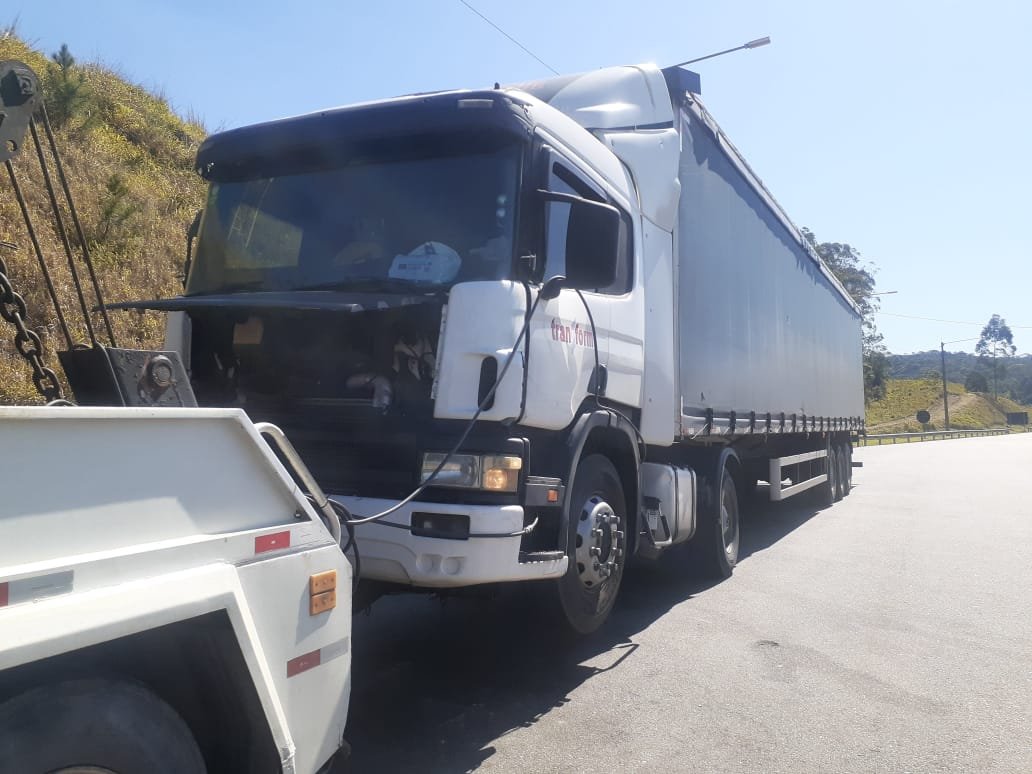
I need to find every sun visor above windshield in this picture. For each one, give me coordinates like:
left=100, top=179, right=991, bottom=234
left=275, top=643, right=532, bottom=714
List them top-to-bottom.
left=196, top=91, right=533, bottom=181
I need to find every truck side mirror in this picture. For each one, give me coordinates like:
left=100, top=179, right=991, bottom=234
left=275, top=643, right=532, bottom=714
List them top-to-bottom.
left=540, top=190, right=620, bottom=292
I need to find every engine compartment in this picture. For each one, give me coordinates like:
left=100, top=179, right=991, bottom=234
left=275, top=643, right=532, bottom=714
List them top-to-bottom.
left=188, top=301, right=444, bottom=420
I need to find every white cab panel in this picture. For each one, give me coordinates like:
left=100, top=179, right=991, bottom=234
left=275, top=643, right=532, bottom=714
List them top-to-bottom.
left=527, top=65, right=674, bottom=132
left=597, top=127, right=681, bottom=231
left=639, top=217, right=677, bottom=445
left=433, top=281, right=527, bottom=422
left=523, top=287, right=602, bottom=430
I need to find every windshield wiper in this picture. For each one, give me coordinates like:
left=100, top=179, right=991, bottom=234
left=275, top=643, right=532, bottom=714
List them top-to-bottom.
left=292, top=278, right=446, bottom=293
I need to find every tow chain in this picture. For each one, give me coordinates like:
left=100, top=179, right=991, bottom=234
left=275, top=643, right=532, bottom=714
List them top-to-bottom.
left=0, top=242, right=64, bottom=401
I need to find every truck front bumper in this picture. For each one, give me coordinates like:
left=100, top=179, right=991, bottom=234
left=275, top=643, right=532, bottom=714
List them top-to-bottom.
left=330, top=496, right=567, bottom=588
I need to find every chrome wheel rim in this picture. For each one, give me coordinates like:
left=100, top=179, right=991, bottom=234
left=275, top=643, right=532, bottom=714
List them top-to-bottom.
left=574, top=495, right=624, bottom=589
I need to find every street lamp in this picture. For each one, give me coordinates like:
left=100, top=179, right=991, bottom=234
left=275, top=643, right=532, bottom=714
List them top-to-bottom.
left=670, top=36, right=772, bottom=68
left=871, top=290, right=898, bottom=296
left=940, top=336, right=978, bottom=430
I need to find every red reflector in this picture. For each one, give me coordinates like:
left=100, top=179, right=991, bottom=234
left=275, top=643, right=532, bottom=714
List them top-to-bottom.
left=255, top=531, right=291, bottom=554
left=0, top=582, right=7, bottom=607
left=286, top=648, right=321, bottom=677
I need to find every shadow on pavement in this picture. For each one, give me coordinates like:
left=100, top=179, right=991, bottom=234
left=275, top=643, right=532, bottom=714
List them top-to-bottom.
left=738, top=484, right=830, bottom=561
left=337, top=488, right=828, bottom=773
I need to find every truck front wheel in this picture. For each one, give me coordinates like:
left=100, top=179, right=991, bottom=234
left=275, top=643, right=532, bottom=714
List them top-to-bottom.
left=556, top=454, right=627, bottom=634
left=0, top=678, right=206, bottom=773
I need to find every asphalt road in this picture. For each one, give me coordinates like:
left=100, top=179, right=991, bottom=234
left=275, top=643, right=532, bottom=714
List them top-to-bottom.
left=340, top=434, right=1032, bottom=773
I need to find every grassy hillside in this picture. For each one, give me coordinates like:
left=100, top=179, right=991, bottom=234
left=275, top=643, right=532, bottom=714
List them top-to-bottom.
left=0, top=34, right=206, bottom=403
left=890, top=350, right=1032, bottom=404
left=866, top=377, right=1030, bottom=432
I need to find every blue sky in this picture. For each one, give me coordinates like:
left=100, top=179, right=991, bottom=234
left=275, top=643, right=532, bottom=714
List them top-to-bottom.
left=10, top=0, right=1031, bottom=354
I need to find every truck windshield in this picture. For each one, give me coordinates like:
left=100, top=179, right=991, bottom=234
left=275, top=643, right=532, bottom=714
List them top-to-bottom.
left=187, top=140, right=521, bottom=295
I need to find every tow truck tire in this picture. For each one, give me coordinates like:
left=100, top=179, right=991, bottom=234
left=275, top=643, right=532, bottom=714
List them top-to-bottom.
left=556, top=454, right=627, bottom=635
left=0, top=678, right=206, bottom=773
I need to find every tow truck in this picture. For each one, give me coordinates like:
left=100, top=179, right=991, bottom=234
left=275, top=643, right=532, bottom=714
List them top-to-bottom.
left=0, top=60, right=352, bottom=773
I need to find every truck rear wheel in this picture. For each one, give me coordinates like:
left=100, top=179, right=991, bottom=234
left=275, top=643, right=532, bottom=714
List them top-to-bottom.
left=840, top=442, right=852, bottom=495
left=821, top=444, right=839, bottom=506
left=556, top=454, right=627, bottom=634
left=690, top=461, right=740, bottom=579
left=0, top=678, right=206, bottom=773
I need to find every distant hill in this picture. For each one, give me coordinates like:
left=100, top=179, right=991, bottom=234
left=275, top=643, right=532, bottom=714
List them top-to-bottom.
left=0, top=34, right=206, bottom=403
left=888, top=351, right=1032, bottom=404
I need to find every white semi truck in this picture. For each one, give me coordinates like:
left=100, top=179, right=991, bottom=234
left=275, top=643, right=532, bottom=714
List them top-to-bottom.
left=0, top=60, right=353, bottom=773
left=121, top=63, right=864, bottom=633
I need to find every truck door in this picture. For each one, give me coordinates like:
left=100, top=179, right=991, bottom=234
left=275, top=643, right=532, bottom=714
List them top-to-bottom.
left=523, top=154, right=643, bottom=429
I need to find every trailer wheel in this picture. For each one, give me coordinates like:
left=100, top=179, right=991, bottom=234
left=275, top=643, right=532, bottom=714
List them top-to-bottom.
left=837, top=443, right=850, bottom=497
left=841, top=443, right=853, bottom=495
left=820, top=444, right=838, bottom=506
left=833, top=445, right=845, bottom=501
left=556, top=454, right=627, bottom=634
left=691, top=461, right=740, bottom=579
left=0, top=678, right=206, bottom=773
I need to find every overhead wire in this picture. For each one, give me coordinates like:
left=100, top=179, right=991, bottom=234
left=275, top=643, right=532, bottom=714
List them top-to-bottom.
left=457, top=0, right=560, bottom=75
left=875, top=310, right=1032, bottom=328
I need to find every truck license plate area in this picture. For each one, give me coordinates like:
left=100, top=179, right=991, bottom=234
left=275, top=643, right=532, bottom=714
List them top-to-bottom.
left=411, top=512, right=471, bottom=540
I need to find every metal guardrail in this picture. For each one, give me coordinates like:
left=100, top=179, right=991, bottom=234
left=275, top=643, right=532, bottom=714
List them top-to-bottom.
left=860, top=428, right=1014, bottom=446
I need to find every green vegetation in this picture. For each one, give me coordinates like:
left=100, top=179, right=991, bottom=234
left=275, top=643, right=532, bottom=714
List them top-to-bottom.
left=0, top=34, right=206, bottom=403
left=890, top=345, right=1032, bottom=406
left=866, top=376, right=1031, bottom=433
left=866, top=376, right=962, bottom=428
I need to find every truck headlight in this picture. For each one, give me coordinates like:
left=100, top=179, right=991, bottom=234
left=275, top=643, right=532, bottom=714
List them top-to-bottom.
left=421, top=453, right=522, bottom=492
left=421, top=453, right=481, bottom=488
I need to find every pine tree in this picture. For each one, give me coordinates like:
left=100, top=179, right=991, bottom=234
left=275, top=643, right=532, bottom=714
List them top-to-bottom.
left=46, top=43, right=86, bottom=128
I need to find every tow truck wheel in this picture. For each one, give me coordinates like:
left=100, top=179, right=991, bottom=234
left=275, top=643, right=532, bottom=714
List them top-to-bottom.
left=556, top=454, right=627, bottom=635
left=0, top=678, right=205, bottom=773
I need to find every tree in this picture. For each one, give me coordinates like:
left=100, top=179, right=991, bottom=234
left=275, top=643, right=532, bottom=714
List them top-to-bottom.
left=46, top=44, right=87, bottom=129
left=92, top=174, right=140, bottom=247
left=802, top=228, right=887, bottom=402
left=975, top=314, right=1016, bottom=400
left=964, top=370, right=989, bottom=393
left=1016, top=376, right=1032, bottom=406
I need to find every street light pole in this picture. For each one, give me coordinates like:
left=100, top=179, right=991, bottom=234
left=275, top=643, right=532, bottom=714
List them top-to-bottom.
left=670, top=36, right=771, bottom=68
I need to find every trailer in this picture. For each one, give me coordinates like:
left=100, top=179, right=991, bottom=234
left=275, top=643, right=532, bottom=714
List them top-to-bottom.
left=116, top=63, right=863, bottom=633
